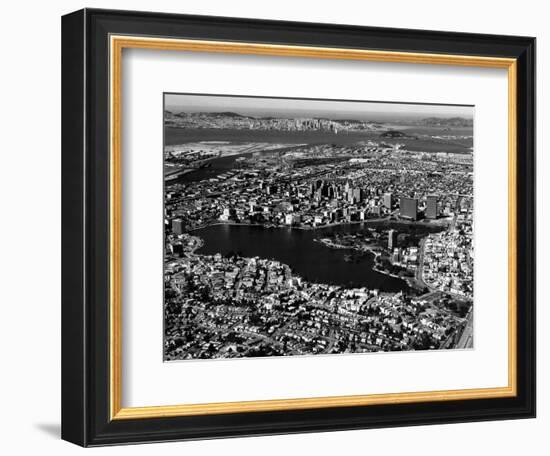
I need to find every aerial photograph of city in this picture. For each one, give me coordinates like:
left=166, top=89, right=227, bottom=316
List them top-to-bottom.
left=163, top=93, right=474, bottom=361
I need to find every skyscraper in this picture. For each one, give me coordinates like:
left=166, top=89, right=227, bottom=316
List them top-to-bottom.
left=352, top=188, right=363, bottom=204
left=383, top=192, right=393, bottom=209
left=425, top=195, right=439, bottom=219
left=400, top=197, right=418, bottom=221
left=172, top=218, right=184, bottom=235
left=388, top=229, right=398, bottom=250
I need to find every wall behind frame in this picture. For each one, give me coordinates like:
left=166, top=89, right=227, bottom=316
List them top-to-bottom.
left=0, top=1, right=543, bottom=455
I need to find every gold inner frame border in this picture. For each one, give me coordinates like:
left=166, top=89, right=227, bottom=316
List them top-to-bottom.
left=109, top=35, right=517, bottom=420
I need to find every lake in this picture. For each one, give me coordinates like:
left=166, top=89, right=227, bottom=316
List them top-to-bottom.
left=194, top=223, right=411, bottom=292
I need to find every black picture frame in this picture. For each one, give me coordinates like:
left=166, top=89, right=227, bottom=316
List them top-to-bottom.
left=62, top=8, right=536, bottom=447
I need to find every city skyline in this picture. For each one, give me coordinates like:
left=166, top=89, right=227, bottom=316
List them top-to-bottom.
left=165, top=93, right=474, bottom=122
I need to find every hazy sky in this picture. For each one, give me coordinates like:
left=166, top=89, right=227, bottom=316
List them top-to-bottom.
left=165, top=93, right=473, bottom=121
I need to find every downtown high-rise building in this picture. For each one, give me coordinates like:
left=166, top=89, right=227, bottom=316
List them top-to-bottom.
left=352, top=188, right=363, bottom=204
left=383, top=192, right=393, bottom=209
left=425, top=195, right=439, bottom=219
left=399, top=197, right=418, bottom=221
left=172, top=218, right=185, bottom=235
left=388, top=229, right=398, bottom=250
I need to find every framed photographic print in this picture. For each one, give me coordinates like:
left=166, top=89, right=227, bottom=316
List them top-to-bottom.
left=61, top=8, right=536, bottom=447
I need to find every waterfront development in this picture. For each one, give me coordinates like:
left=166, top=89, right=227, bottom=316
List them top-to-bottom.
left=163, top=95, right=474, bottom=361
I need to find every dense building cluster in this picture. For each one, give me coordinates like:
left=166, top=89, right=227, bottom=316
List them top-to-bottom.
left=164, top=135, right=474, bottom=359
left=165, top=143, right=473, bottom=233
left=422, top=210, right=474, bottom=298
left=165, top=246, right=467, bottom=360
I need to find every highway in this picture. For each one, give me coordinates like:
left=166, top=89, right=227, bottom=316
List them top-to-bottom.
left=455, top=307, right=474, bottom=349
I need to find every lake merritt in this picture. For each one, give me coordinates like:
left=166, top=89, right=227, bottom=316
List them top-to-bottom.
left=193, top=223, right=418, bottom=292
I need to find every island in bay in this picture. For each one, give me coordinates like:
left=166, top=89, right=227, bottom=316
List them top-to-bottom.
left=163, top=94, right=474, bottom=361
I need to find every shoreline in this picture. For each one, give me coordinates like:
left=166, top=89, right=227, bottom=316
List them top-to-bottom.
left=187, top=216, right=442, bottom=233
left=184, top=219, right=447, bottom=293
left=184, top=223, right=412, bottom=292
left=315, top=237, right=415, bottom=284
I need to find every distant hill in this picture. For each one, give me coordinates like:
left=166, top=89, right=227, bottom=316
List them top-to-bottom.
left=172, top=111, right=252, bottom=119
left=210, top=111, right=250, bottom=118
left=419, top=117, right=473, bottom=127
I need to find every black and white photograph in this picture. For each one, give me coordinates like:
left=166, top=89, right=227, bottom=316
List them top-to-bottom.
left=163, top=93, right=474, bottom=361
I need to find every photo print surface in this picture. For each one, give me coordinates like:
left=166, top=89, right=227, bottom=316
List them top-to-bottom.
left=163, top=93, right=474, bottom=361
